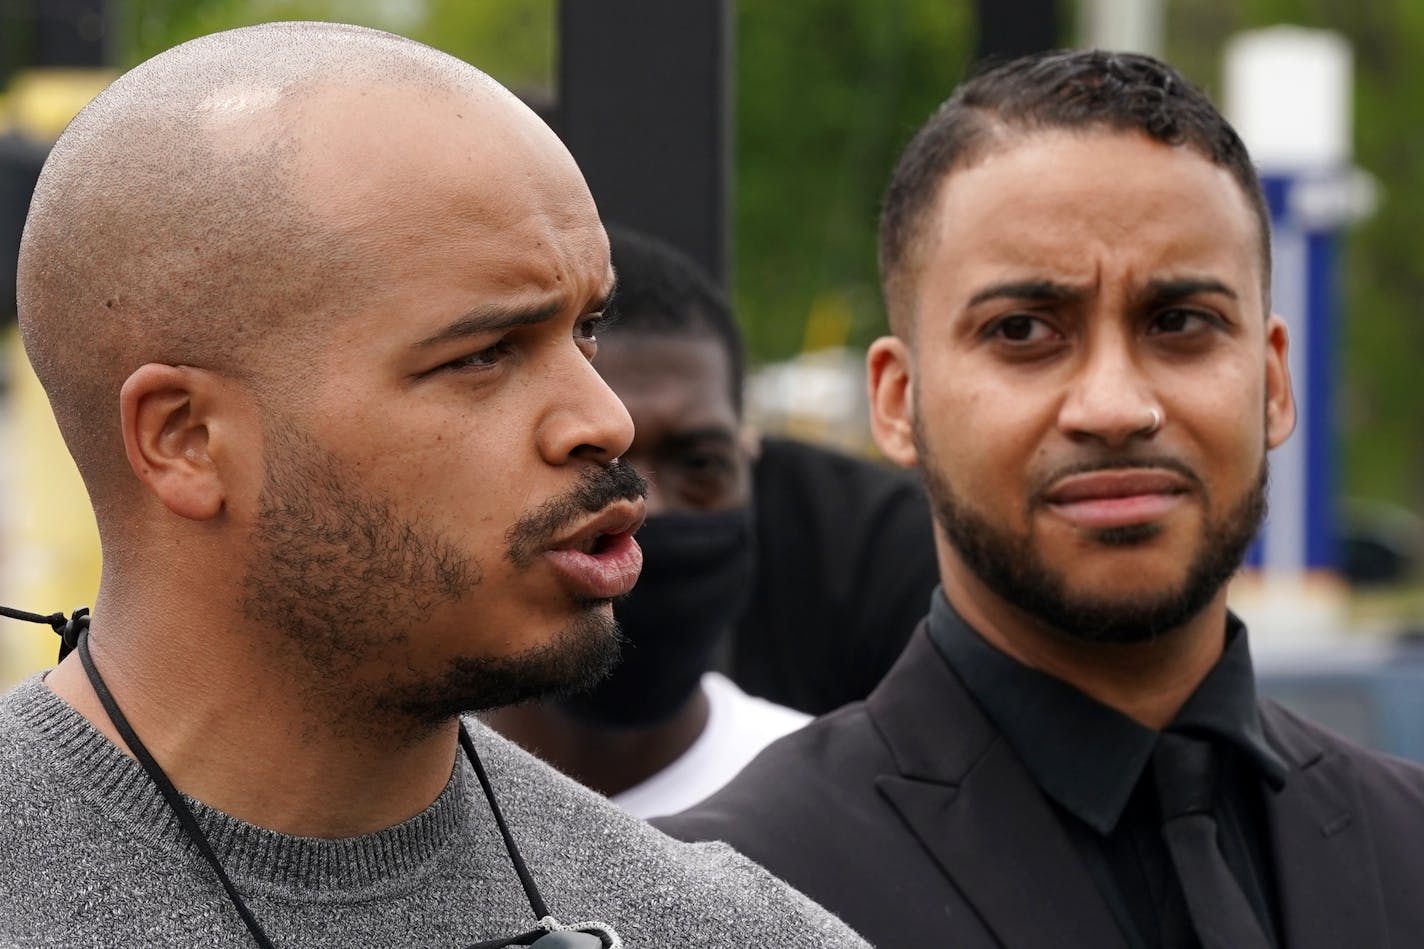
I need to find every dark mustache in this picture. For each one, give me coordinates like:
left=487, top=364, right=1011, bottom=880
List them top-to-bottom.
left=505, top=461, right=649, bottom=567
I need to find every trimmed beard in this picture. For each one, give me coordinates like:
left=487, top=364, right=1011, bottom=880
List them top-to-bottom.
left=914, top=417, right=1267, bottom=643
left=241, top=425, right=642, bottom=729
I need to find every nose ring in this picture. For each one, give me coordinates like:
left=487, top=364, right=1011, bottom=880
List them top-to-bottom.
left=1144, top=408, right=1162, bottom=435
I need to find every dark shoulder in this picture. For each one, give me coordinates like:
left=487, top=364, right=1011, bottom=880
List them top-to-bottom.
left=753, top=436, right=924, bottom=509
left=1261, top=697, right=1424, bottom=801
left=654, top=699, right=888, bottom=847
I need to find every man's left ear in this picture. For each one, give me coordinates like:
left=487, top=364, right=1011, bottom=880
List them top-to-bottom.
left=1264, top=314, right=1297, bottom=449
left=119, top=364, right=241, bottom=521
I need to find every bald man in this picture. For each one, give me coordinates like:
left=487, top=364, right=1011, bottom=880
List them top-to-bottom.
left=0, top=23, right=868, bottom=949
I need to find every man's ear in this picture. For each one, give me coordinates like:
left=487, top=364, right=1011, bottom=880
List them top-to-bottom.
left=1264, top=314, right=1297, bottom=450
left=867, top=335, right=919, bottom=468
left=119, top=364, right=228, bottom=520
left=738, top=422, right=762, bottom=463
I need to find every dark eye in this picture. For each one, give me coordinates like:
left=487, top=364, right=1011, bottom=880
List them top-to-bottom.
left=1149, top=309, right=1216, bottom=335
left=575, top=314, right=604, bottom=359
left=986, top=314, right=1058, bottom=344
left=576, top=315, right=604, bottom=342
left=442, top=341, right=511, bottom=372
left=677, top=449, right=738, bottom=503
left=680, top=449, right=733, bottom=478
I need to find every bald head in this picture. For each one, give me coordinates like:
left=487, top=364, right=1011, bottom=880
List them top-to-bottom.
left=17, top=22, right=545, bottom=523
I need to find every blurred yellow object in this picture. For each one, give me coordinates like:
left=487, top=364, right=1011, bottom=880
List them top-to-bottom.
left=5, top=68, right=115, bottom=140
left=801, top=290, right=855, bottom=355
left=0, top=327, right=101, bottom=687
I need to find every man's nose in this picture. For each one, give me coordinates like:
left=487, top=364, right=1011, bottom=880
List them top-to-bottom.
left=1056, top=338, right=1162, bottom=447
left=536, top=352, right=636, bottom=465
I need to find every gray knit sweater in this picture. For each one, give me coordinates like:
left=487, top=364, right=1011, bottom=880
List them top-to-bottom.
left=0, top=675, right=869, bottom=948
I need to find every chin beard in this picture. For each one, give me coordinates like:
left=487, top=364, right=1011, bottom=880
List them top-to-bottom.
left=918, top=439, right=1268, bottom=644
left=374, top=606, right=625, bottom=725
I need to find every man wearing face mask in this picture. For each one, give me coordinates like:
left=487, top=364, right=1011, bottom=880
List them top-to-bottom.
left=484, top=226, right=810, bottom=818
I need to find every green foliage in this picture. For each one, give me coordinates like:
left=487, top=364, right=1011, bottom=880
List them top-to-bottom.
left=734, top=0, right=973, bottom=362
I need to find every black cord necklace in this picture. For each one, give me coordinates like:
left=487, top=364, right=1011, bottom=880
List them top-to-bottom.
left=3, top=607, right=613, bottom=948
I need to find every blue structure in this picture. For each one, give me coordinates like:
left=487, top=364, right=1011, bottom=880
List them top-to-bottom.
left=1248, top=168, right=1370, bottom=575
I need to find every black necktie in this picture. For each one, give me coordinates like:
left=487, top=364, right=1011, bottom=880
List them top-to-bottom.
left=1153, top=733, right=1273, bottom=949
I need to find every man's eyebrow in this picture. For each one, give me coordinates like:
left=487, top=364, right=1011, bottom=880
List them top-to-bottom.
left=1136, top=276, right=1238, bottom=307
left=964, top=277, right=1239, bottom=310
left=966, top=280, right=1084, bottom=308
left=414, top=300, right=563, bottom=348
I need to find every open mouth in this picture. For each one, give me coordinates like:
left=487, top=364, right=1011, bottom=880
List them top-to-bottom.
left=541, top=501, right=646, bottom=599
left=573, top=531, right=624, bottom=556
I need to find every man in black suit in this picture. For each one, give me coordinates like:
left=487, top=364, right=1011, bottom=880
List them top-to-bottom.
left=657, top=49, right=1424, bottom=948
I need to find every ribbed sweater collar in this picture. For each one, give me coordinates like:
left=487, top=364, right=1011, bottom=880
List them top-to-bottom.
left=6, top=673, right=474, bottom=895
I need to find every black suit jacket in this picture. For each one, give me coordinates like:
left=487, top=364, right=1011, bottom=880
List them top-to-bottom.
left=656, top=624, right=1424, bottom=948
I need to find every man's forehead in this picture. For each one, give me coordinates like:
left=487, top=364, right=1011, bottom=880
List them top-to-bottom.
left=285, top=81, right=596, bottom=257
left=928, top=132, right=1259, bottom=259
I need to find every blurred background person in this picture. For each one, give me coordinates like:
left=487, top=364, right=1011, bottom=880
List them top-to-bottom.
left=485, top=226, right=813, bottom=818
left=731, top=390, right=939, bottom=714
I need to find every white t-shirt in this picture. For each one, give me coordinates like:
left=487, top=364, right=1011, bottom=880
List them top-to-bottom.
left=613, top=672, right=811, bottom=819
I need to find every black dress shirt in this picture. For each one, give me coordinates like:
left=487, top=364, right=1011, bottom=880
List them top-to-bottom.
left=927, top=592, right=1289, bottom=949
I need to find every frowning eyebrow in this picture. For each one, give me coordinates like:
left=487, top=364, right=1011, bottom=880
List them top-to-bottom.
left=965, top=276, right=1238, bottom=310
left=1135, top=277, right=1238, bottom=308
left=966, top=280, right=1084, bottom=308
left=413, top=285, right=616, bottom=349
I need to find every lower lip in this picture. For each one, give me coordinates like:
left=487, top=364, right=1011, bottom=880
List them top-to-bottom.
left=1047, top=493, right=1185, bottom=530
left=543, top=532, right=644, bottom=599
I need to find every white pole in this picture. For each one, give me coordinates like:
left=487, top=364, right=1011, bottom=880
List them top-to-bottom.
left=1078, top=0, right=1165, bottom=56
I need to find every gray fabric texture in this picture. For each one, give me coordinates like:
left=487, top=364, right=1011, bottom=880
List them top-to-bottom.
left=0, top=674, right=868, bottom=948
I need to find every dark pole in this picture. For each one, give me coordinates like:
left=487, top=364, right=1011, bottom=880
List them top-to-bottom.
left=0, top=0, right=112, bottom=321
left=556, top=0, right=732, bottom=288
left=973, top=0, right=1061, bottom=65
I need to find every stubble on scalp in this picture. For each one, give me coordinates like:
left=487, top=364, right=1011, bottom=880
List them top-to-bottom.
left=15, top=23, right=500, bottom=532
left=912, top=414, right=1268, bottom=643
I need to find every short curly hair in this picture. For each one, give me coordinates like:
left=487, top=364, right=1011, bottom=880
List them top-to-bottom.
left=878, top=49, right=1270, bottom=335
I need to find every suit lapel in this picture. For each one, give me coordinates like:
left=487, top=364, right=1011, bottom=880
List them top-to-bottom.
left=867, top=628, right=1131, bottom=949
left=1260, top=702, right=1389, bottom=949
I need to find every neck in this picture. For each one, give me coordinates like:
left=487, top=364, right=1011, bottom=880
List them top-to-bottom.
left=944, top=569, right=1229, bottom=730
left=45, top=595, right=459, bottom=839
left=483, top=689, right=710, bottom=798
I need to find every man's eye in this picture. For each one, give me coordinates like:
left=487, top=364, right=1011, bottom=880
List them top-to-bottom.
left=1149, top=309, right=1215, bottom=335
left=987, top=314, right=1057, bottom=343
left=576, top=315, right=604, bottom=342
left=443, top=341, right=509, bottom=371
left=680, top=451, right=733, bottom=478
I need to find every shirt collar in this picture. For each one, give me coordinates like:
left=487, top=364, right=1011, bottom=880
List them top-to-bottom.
left=926, top=591, right=1287, bottom=836
left=1171, top=615, right=1288, bottom=792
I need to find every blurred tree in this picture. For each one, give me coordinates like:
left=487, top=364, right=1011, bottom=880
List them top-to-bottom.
left=734, top=0, right=975, bottom=362
left=1164, top=0, right=1424, bottom=514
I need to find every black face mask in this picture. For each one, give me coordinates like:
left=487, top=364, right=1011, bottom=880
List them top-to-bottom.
left=559, top=506, right=756, bottom=729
